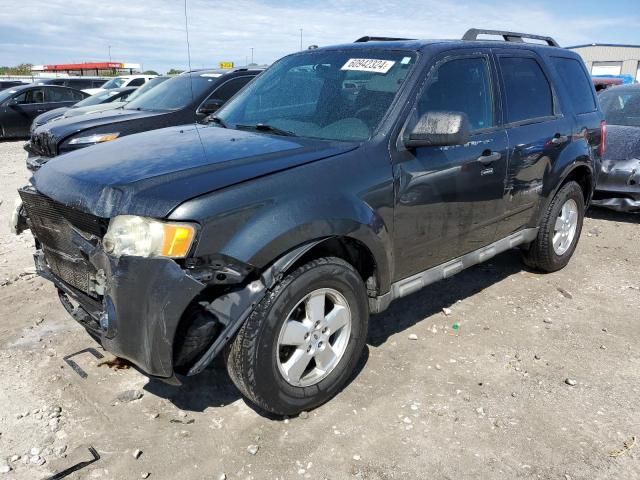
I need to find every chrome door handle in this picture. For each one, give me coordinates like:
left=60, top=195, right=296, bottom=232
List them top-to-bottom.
left=477, top=151, right=502, bottom=165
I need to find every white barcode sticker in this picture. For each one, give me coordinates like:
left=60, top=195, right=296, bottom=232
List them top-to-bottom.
left=341, top=58, right=396, bottom=74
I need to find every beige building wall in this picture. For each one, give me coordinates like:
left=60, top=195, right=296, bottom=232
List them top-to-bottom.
left=569, top=44, right=640, bottom=80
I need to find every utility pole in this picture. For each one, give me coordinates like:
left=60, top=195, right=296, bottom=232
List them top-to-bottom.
left=299, top=28, right=303, bottom=50
left=108, top=45, right=112, bottom=62
left=250, top=47, right=254, bottom=65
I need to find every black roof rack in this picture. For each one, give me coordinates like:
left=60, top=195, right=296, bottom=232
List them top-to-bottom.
left=462, top=28, right=560, bottom=47
left=354, top=36, right=414, bottom=43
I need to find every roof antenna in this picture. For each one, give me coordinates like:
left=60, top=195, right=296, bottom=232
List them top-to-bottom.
left=183, top=0, right=195, bottom=103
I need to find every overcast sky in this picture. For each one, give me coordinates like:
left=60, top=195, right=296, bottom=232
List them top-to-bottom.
left=1, top=0, right=639, bottom=73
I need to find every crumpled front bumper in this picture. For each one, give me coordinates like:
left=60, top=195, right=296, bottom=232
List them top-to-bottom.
left=24, top=142, right=52, bottom=171
left=593, top=158, right=640, bottom=212
left=33, top=238, right=207, bottom=379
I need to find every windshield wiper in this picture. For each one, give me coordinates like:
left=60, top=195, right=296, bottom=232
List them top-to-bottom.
left=235, top=123, right=296, bottom=137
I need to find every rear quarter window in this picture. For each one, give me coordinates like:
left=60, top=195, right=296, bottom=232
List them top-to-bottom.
left=551, top=57, right=596, bottom=114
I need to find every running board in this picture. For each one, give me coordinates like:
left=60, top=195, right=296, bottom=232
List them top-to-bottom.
left=370, top=228, right=538, bottom=313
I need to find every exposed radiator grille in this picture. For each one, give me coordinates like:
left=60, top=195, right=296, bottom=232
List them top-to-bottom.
left=29, top=131, right=57, bottom=157
left=19, top=188, right=107, bottom=296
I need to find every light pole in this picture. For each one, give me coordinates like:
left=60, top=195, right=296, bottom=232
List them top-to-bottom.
left=299, top=28, right=303, bottom=50
left=108, top=45, right=112, bottom=62
left=250, top=47, right=254, bottom=65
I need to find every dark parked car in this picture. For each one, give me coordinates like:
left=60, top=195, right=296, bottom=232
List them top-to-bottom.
left=15, top=29, right=603, bottom=415
left=26, top=69, right=259, bottom=169
left=34, top=77, right=107, bottom=90
left=49, top=77, right=171, bottom=124
left=593, top=77, right=623, bottom=92
left=0, top=80, right=26, bottom=91
left=0, top=84, right=88, bottom=139
left=592, top=84, right=640, bottom=211
left=31, top=87, right=138, bottom=130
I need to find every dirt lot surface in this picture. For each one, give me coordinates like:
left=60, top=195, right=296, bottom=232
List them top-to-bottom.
left=0, top=139, right=639, bottom=480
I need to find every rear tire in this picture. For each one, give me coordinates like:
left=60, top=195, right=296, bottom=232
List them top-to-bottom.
left=522, top=181, right=585, bottom=272
left=225, top=257, right=368, bottom=416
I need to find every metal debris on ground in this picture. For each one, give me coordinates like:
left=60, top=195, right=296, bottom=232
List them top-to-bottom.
left=557, top=287, right=573, bottom=299
left=62, top=348, right=104, bottom=379
left=609, top=436, right=636, bottom=458
left=43, top=446, right=100, bottom=480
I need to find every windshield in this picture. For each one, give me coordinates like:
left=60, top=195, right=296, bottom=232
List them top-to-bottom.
left=216, top=50, right=416, bottom=141
left=125, top=74, right=216, bottom=112
left=124, top=76, right=169, bottom=103
left=101, top=77, right=126, bottom=89
left=0, top=88, right=19, bottom=104
left=600, top=88, right=640, bottom=127
left=74, top=90, right=120, bottom=107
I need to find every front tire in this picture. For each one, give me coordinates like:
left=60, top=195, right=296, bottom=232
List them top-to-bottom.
left=523, top=181, right=585, bottom=272
left=225, top=257, right=369, bottom=415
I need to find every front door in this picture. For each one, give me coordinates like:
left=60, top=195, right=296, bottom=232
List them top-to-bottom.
left=392, top=51, right=508, bottom=280
left=3, top=87, right=46, bottom=137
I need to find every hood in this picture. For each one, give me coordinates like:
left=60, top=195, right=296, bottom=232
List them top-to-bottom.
left=63, top=103, right=125, bottom=118
left=32, top=107, right=167, bottom=141
left=32, top=107, right=68, bottom=129
left=32, top=124, right=357, bottom=219
left=603, top=125, right=640, bottom=162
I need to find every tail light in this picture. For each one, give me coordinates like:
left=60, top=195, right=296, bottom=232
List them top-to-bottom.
left=599, top=120, right=607, bottom=158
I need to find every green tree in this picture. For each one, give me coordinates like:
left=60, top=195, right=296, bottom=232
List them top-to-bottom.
left=0, top=63, right=33, bottom=75
left=166, top=68, right=184, bottom=75
left=143, top=70, right=159, bottom=75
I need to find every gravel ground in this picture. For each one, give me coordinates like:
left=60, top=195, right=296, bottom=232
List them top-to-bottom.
left=0, top=139, right=639, bottom=480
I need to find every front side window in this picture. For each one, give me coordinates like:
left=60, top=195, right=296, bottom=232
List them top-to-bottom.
left=216, top=50, right=416, bottom=141
left=415, top=56, right=494, bottom=131
left=500, top=57, right=554, bottom=123
left=207, top=76, right=254, bottom=103
left=13, top=88, right=44, bottom=104
left=600, top=89, right=640, bottom=127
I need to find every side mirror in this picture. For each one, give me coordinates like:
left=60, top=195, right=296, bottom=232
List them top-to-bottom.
left=7, top=98, right=19, bottom=107
left=198, top=98, right=224, bottom=115
left=404, top=111, right=471, bottom=148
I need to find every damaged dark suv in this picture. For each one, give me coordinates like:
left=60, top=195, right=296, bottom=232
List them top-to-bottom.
left=15, top=30, right=604, bottom=415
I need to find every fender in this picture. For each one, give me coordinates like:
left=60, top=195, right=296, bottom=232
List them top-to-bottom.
left=172, top=169, right=395, bottom=295
left=187, top=239, right=326, bottom=376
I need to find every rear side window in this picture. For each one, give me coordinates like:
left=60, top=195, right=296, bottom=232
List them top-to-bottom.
left=417, top=56, right=495, bottom=131
left=499, top=57, right=554, bottom=123
left=551, top=57, right=596, bottom=114
left=127, top=78, right=146, bottom=87
left=67, top=79, right=92, bottom=90
left=46, top=88, right=77, bottom=102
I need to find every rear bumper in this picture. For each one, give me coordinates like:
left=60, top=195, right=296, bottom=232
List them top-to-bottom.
left=593, top=158, right=640, bottom=212
left=33, top=245, right=207, bottom=379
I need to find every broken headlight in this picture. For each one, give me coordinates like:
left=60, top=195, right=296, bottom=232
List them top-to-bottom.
left=103, top=215, right=197, bottom=258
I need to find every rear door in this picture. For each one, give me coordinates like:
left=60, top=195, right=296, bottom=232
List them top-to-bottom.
left=392, top=50, right=509, bottom=279
left=493, top=50, right=574, bottom=238
left=44, top=87, right=84, bottom=109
